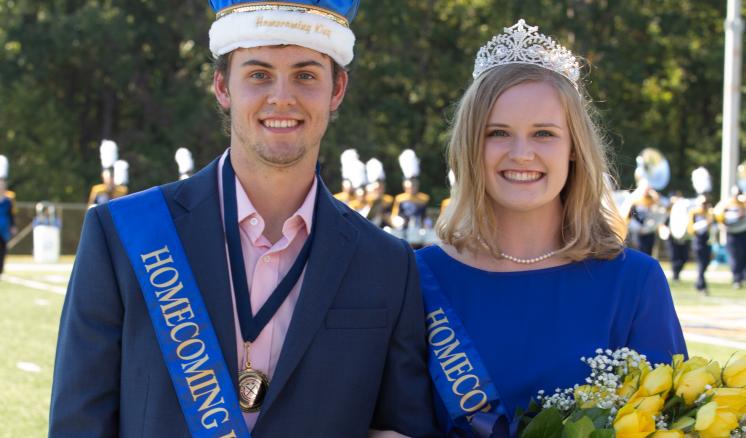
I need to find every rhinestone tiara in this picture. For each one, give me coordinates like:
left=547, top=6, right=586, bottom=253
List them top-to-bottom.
left=473, top=19, right=580, bottom=87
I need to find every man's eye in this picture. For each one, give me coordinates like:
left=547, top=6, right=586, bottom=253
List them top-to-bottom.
left=250, top=72, right=269, bottom=80
left=298, top=72, right=315, bottom=80
left=487, top=129, right=509, bottom=137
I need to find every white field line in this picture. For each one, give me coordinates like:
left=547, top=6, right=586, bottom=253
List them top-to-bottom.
left=5, top=262, right=73, bottom=273
left=664, top=269, right=732, bottom=282
left=2, top=275, right=67, bottom=295
left=679, top=313, right=746, bottom=330
left=684, top=333, right=746, bottom=350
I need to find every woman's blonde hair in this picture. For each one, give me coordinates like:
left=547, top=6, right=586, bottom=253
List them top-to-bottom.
left=437, top=63, right=627, bottom=261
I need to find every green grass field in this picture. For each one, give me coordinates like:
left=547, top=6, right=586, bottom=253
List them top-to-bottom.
left=1, top=256, right=744, bottom=436
left=0, top=258, right=69, bottom=438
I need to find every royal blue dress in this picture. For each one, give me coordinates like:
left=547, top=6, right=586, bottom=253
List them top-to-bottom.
left=416, top=245, right=687, bottom=432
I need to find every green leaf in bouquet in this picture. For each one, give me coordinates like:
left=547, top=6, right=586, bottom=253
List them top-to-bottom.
left=680, top=394, right=712, bottom=420
left=662, top=395, right=684, bottom=413
left=515, top=399, right=552, bottom=437
left=516, top=399, right=542, bottom=419
left=527, top=399, right=543, bottom=414
left=521, top=407, right=563, bottom=438
left=568, top=408, right=611, bottom=430
left=561, top=416, right=596, bottom=438
left=669, top=416, right=695, bottom=432
left=588, top=429, right=614, bottom=438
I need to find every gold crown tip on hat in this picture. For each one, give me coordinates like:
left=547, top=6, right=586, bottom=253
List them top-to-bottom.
left=473, top=19, right=580, bottom=87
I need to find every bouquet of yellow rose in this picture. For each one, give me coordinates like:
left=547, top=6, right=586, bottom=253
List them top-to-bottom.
left=516, top=348, right=746, bottom=438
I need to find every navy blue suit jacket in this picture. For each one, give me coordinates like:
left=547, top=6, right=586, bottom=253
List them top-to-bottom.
left=49, top=158, right=439, bottom=437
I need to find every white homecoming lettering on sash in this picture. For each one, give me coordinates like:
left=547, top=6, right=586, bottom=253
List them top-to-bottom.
left=139, top=245, right=237, bottom=432
left=141, top=245, right=174, bottom=272
left=426, top=307, right=491, bottom=415
left=171, top=321, right=200, bottom=342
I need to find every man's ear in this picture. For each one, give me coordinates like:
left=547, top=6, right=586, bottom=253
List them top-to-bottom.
left=214, top=69, right=231, bottom=110
left=330, top=69, right=348, bottom=112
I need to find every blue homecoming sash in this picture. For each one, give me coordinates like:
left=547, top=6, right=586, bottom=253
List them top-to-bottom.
left=109, top=188, right=251, bottom=438
left=416, top=253, right=509, bottom=438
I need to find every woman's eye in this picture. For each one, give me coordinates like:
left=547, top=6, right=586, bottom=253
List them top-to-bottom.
left=487, top=129, right=509, bottom=137
left=536, top=130, right=554, bottom=137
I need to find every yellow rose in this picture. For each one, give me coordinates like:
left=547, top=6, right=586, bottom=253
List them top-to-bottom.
left=723, top=352, right=746, bottom=388
left=672, top=354, right=685, bottom=369
left=673, top=357, right=721, bottom=405
left=640, top=365, right=673, bottom=396
left=618, top=372, right=642, bottom=399
left=710, top=387, right=746, bottom=415
left=626, top=394, right=665, bottom=416
left=695, top=401, right=740, bottom=438
left=613, top=404, right=656, bottom=438
left=651, top=431, right=684, bottom=438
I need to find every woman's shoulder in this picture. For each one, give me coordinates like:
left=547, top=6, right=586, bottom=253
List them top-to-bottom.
left=415, top=244, right=448, bottom=267
left=580, top=247, right=664, bottom=286
left=593, top=247, right=660, bottom=270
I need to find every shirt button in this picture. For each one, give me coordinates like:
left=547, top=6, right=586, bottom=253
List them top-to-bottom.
left=249, top=218, right=259, bottom=226
left=263, top=255, right=271, bottom=263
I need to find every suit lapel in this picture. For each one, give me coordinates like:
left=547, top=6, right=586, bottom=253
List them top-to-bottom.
left=166, top=158, right=239, bottom=380
left=257, top=182, right=359, bottom=419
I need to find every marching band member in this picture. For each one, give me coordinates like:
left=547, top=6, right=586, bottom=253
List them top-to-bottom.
left=87, top=140, right=127, bottom=207
left=175, top=147, right=194, bottom=180
left=333, top=148, right=358, bottom=204
left=392, top=149, right=429, bottom=230
left=0, top=155, right=16, bottom=276
left=345, top=158, right=370, bottom=217
left=365, top=158, right=393, bottom=228
left=113, top=159, right=130, bottom=195
left=686, top=167, right=714, bottom=294
left=626, top=180, right=662, bottom=256
left=714, top=185, right=746, bottom=288
left=664, top=192, right=690, bottom=282
left=689, top=194, right=714, bottom=294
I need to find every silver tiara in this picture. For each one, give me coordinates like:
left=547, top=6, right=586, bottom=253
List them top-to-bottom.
left=473, top=19, right=580, bottom=87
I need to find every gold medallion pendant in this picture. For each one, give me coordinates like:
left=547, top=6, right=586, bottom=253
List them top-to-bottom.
left=238, top=343, right=269, bottom=412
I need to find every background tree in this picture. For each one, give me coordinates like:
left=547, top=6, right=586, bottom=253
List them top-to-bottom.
left=0, top=0, right=739, bottom=206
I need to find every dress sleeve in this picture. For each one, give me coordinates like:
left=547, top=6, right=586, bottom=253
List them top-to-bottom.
left=626, top=260, right=688, bottom=365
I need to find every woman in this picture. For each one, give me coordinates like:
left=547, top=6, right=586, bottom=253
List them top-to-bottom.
left=416, top=20, right=687, bottom=436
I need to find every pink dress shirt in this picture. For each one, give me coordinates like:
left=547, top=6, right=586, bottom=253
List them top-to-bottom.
left=218, top=153, right=316, bottom=429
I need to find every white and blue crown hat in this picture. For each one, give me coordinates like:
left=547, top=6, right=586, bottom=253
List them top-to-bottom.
left=209, top=0, right=360, bottom=67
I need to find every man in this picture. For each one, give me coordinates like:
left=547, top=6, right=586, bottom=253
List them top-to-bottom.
left=49, top=1, right=438, bottom=437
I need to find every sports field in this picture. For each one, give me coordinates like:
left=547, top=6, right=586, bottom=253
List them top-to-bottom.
left=0, top=255, right=744, bottom=437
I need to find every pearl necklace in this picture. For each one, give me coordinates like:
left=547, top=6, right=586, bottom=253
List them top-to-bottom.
left=499, top=250, right=557, bottom=264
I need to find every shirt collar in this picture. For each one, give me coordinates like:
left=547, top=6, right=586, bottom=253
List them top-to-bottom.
left=233, top=164, right=317, bottom=242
